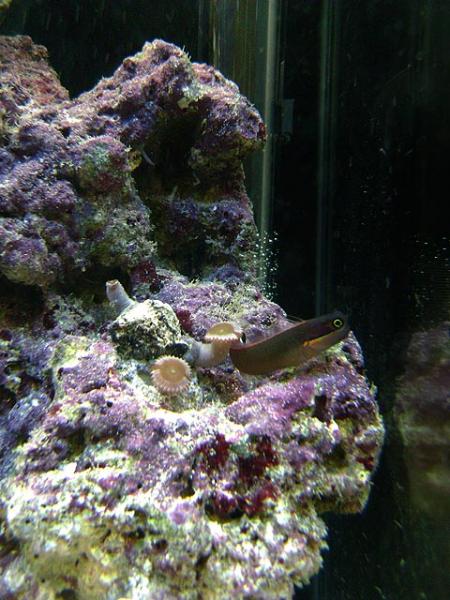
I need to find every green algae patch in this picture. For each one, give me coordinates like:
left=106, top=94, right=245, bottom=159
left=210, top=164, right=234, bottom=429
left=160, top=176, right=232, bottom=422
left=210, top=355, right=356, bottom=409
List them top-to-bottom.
left=50, top=335, right=91, bottom=371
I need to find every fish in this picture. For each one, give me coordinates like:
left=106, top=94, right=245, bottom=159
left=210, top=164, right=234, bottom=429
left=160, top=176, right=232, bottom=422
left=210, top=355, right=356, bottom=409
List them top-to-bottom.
left=229, top=311, right=349, bottom=375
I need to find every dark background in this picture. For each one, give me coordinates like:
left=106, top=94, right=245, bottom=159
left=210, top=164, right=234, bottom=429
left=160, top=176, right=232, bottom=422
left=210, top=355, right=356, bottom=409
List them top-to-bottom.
left=1, top=0, right=200, bottom=94
left=1, top=1, right=448, bottom=599
left=279, top=3, right=449, bottom=599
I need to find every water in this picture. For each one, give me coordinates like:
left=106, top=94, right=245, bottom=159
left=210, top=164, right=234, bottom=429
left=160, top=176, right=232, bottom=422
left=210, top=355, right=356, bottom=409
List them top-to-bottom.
left=0, top=2, right=448, bottom=599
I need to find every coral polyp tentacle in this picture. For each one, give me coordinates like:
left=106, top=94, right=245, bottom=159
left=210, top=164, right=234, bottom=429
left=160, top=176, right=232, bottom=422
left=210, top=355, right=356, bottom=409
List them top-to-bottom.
left=187, top=322, right=242, bottom=368
left=204, top=322, right=242, bottom=345
left=151, top=356, right=191, bottom=394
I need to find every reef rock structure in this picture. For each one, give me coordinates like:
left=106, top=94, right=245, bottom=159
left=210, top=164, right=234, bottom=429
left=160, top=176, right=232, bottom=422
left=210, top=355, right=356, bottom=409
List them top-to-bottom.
left=0, top=36, right=384, bottom=599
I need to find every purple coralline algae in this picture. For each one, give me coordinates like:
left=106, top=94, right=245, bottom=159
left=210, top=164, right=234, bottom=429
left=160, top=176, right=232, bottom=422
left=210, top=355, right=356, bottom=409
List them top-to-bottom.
left=0, top=36, right=384, bottom=599
left=394, top=322, right=450, bottom=517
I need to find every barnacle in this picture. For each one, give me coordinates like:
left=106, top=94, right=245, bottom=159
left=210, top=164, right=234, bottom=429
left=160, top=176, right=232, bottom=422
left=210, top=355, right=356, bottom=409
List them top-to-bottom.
left=151, top=356, right=191, bottom=394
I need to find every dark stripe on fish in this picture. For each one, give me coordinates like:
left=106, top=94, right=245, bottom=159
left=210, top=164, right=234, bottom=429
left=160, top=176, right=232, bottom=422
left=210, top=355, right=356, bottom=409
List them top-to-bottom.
left=229, top=311, right=349, bottom=375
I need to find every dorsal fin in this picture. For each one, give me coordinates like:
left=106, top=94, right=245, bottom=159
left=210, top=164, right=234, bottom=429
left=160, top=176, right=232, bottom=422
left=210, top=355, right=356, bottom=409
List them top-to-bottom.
left=286, top=314, right=304, bottom=324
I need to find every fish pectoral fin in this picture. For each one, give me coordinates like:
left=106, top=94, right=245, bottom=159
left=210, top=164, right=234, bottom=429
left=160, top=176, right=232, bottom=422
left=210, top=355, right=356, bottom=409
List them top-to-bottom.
left=303, top=336, right=334, bottom=352
left=303, top=339, right=319, bottom=348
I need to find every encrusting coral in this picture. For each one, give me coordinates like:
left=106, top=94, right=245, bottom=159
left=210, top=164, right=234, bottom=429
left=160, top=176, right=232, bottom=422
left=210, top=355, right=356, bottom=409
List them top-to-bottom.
left=0, top=35, right=384, bottom=600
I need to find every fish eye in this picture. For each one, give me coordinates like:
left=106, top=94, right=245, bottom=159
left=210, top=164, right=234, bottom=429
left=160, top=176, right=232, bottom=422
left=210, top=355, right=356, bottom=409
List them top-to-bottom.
left=332, top=318, right=344, bottom=329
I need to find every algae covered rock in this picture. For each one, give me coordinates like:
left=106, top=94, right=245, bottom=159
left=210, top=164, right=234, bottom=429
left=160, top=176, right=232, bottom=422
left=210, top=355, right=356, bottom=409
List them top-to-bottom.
left=0, top=34, right=384, bottom=600
left=0, top=35, right=263, bottom=288
left=109, top=298, right=181, bottom=360
left=0, top=325, right=383, bottom=600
